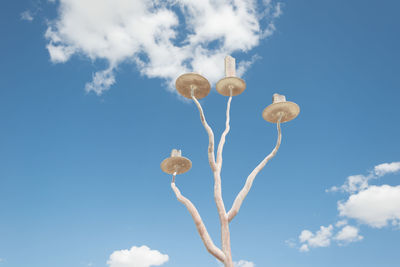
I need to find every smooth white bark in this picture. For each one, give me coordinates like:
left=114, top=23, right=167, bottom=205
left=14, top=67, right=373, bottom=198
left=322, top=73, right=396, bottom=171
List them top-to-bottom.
left=170, top=93, right=282, bottom=267
left=191, top=94, right=217, bottom=172
left=191, top=94, right=227, bottom=218
left=191, top=95, right=233, bottom=266
left=216, top=95, right=232, bottom=167
left=217, top=95, right=234, bottom=267
left=227, top=116, right=282, bottom=222
left=171, top=175, right=226, bottom=262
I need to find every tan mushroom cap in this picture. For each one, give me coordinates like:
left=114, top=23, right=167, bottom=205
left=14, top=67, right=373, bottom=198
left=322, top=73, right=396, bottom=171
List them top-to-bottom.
left=175, top=73, right=211, bottom=99
left=216, top=77, right=246, bottom=96
left=262, top=93, right=300, bottom=123
left=160, top=149, right=192, bottom=175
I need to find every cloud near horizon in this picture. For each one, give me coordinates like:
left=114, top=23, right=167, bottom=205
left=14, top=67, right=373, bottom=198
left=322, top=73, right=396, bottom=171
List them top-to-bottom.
left=45, top=0, right=282, bottom=95
left=295, top=161, right=400, bottom=252
left=108, top=245, right=255, bottom=267
left=107, top=246, right=168, bottom=267
left=218, top=259, right=255, bottom=267
left=235, top=260, right=255, bottom=267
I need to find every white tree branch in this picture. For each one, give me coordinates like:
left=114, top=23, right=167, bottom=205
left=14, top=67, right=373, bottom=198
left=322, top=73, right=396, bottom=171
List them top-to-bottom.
left=191, top=93, right=230, bottom=263
left=191, top=94, right=227, bottom=217
left=191, top=95, right=217, bottom=171
left=216, top=96, right=232, bottom=167
left=227, top=116, right=283, bottom=222
left=171, top=177, right=226, bottom=262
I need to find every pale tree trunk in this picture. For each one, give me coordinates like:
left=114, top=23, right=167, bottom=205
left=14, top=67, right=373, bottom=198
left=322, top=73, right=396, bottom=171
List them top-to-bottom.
left=171, top=90, right=282, bottom=266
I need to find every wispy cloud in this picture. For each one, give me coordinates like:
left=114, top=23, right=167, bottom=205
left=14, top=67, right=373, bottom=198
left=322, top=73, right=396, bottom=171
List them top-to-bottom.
left=45, top=0, right=282, bottom=95
left=21, top=10, right=34, bottom=21
left=292, top=161, right=400, bottom=252
left=326, top=161, right=400, bottom=193
left=326, top=174, right=370, bottom=193
left=335, top=220, right=348, bottom=227
left=284, top=238, right=296, bottom=248
left=107, top=245, right=168, bottom=267
left=218, top=259, right=255, bottom=267
left=235, top=260, right=255, bottom=267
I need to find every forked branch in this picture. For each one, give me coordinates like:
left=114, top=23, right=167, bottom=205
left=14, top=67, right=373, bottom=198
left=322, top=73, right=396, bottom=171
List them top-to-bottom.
left=191, top=92, right=230, bottom=263
left=191, top=93, right=227, bottom=220
left=227, top=116, right=283, bottom=222
left=171, top=174, right=226, bottom=262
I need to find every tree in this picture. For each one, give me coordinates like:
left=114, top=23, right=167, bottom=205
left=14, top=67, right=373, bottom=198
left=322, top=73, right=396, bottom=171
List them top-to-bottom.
left=161, top=56, right=300, bottom=267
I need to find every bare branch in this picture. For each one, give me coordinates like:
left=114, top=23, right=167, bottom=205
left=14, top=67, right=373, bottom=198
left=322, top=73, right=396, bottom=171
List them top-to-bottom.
left=191, top=94, right=217, bottom=171
left=191, top=94, right=228, bottom=226
left=216, top=95, right=232, bottom=167
left=227, top=117, right=283, bottom=222
left=171, top=178, right=226, bottom=262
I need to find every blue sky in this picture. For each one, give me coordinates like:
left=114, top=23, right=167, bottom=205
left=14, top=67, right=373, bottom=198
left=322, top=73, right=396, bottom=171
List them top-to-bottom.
left=1, top=0, right=400, bottom=266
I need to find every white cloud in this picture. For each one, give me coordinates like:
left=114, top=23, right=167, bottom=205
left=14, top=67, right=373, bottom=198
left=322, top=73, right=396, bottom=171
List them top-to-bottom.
left=45, top=0, right=281, bottom=94
left=273, top=2, right=283, bottom=18
left=21, top=10, right=34, bottom=21
left=46, top=43, right=75, bottom=63
left=85, top=68, right=116, bottom=94
left=296, top=161, right=400, bottom=252
left=327, top=161, right=400, bottom=193
left=333, top=162, right=400, bottom=229
left=374, top=162, right=400, bottom=177
left=327, top=174, right=370, bottom=193
left=326, top=185, right=339, bottom=192
left=338, top=185, right=400, bottom=228
left=335, top=220, right=348, bottom=227
left=297, top=223, right=363, bottom=251
left=298, top=225, right=333, bottom=252
left=334, top=225, right=363, bottom=244
left=299, top=230, right=313, bottom=243
left=284, top=238, right=296, bottom=248
left=299, top=244, right=309, bottom=252
left=107, top=246, right=168, bottom=267
left=217, top=259, right=255, bottom=267
left=234, top=260, right=255, bottom=267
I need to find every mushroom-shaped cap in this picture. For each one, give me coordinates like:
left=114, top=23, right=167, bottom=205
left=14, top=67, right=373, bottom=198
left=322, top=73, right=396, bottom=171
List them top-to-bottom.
left=175, top=73, right=211, bottom=99
left=216, top=77, right=246, bottom=96
left=262, top=93, right=300, bottom=123
left=161, top=149, right=192, bottom=175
